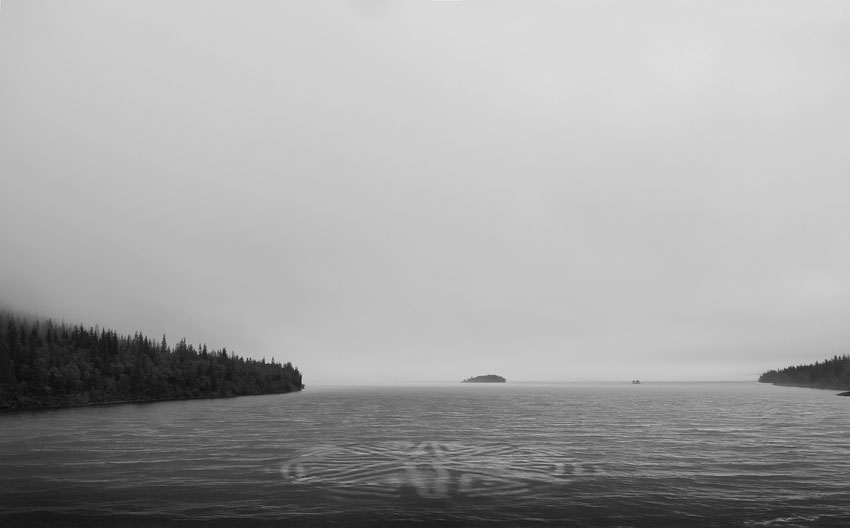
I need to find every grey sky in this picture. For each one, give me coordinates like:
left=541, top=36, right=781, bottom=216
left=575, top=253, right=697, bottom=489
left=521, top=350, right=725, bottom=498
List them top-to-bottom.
left=2, top=1, right=849, bottom=384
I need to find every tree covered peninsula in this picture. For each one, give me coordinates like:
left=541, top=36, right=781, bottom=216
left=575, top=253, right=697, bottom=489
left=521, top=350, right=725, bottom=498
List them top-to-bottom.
left=0, top=311, right=304, bottom=410
left=758, top=354, right=850, bottom=391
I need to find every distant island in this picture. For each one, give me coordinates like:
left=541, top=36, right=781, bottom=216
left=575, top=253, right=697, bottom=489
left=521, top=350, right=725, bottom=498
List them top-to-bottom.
left=0, top=310, right=304, bottom=410
left=758, top=354, right=850, bottom=392
left=462, top=374, right=506, bottom=383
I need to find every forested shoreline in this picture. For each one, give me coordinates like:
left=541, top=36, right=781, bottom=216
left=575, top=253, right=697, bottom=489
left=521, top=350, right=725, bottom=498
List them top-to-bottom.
left=0, top=311, right=303, bottom=410
left=758, top=354, right=850, bottom=390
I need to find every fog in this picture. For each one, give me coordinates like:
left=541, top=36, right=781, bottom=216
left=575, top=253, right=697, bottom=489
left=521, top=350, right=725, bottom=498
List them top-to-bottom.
left=2, top=1, right=849, bottom=383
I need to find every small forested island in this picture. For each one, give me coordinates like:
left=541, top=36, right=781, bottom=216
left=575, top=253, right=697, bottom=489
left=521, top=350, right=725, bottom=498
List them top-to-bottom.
left=0, top=311, right=304, bottom=410
left=759, top=354, right=850, bottom=391
left=462, top=374, right=506, bottom=383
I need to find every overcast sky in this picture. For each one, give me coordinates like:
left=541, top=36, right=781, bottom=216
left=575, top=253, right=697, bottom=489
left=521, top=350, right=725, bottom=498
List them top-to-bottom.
left=2, top=1, right=849, bottom=384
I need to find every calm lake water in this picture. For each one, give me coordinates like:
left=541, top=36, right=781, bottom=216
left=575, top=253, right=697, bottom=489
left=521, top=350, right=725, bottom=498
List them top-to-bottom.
left=1, top=382, right=849, bottom=527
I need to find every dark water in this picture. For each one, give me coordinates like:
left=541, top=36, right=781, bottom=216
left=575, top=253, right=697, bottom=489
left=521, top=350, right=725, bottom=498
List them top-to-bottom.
left=1, top=382, right=849, bottom=527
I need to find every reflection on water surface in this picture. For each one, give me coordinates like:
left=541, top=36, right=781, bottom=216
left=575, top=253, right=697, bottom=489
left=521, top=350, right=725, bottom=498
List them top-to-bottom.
left=2, top=382, right=849, bottom=526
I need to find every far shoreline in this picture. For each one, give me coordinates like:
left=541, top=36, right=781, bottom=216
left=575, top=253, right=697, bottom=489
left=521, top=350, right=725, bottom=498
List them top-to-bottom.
left=764, top=381, right=850, bottom=392
left=0, top=389, right=303, bottom=415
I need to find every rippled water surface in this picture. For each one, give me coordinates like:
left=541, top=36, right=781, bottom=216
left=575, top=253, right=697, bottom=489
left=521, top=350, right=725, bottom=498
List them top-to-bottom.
left=2, top=382, right=849, bottom=527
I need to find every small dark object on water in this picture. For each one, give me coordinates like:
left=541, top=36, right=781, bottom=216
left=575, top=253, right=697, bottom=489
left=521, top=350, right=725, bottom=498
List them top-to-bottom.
left=632, top=380, right=641, bottom=384
left=837, top=391, right=850, bottom=396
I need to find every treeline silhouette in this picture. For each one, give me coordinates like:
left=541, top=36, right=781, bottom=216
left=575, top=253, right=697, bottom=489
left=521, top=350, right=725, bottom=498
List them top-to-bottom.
left=0, top=311, right=303, bottom=410
left=759, top=354, right=850, bottom=390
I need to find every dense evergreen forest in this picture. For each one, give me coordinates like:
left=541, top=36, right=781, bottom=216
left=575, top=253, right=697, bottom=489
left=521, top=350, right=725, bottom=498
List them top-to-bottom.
left=0, top=311, right=304, bottom=410
left=759, top=354, right=850, bottom=390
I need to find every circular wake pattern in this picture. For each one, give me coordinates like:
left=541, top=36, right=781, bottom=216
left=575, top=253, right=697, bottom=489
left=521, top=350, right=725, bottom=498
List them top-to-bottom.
left=280, top=441, right=606, bottom=499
